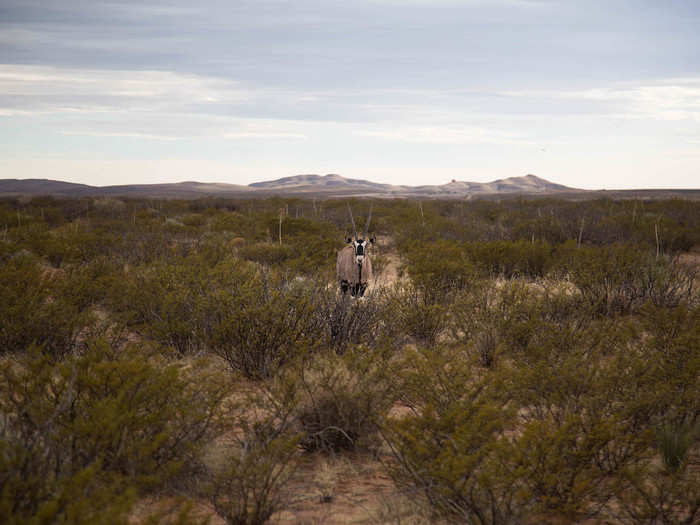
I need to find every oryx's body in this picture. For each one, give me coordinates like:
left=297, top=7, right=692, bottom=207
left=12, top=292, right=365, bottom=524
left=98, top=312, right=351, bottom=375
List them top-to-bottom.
left=337, top=203, right=375, bottom=297
left=337, top=244, right=373, bottom=287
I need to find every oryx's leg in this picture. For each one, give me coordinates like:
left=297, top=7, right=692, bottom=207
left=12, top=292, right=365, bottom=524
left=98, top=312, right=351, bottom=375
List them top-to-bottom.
left=340, top=279, right=349, bottom=294
left=358, top=283, right=367, bottom=297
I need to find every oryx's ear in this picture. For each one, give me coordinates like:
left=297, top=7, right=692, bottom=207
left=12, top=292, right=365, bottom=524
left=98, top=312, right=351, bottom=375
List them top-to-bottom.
left=346, top=237, right=352, bottom=243
left=370, top=237, right=376, bottom=244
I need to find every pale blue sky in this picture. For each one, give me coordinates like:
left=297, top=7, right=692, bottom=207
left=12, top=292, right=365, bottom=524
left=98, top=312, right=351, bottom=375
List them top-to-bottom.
left=1, top=0, right=699, bottom=189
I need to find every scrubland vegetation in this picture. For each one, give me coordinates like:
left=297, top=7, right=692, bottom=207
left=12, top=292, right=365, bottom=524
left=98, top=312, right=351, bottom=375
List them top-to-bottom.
left=1, top=195, right=699, bottom=524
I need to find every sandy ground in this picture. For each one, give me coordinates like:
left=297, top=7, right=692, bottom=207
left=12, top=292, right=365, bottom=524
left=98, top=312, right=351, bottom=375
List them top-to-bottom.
left=131, top=449, right=419, bottom=525
left=273, top=452, right=401, bottom=525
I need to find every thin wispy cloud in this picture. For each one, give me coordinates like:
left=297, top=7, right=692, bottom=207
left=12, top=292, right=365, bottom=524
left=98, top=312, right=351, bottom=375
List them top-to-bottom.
left=0, top=65, right=247, bottom=112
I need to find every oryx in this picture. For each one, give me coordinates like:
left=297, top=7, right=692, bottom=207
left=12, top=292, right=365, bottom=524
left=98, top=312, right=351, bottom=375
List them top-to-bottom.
left=337, top=202, right=375, bottom=297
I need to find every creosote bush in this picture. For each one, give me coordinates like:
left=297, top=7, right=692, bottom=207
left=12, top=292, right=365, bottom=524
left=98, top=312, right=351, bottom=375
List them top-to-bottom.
left=558, top=242, right=696, bottom=316
left=115, top=253, right=327, bottom=378
left=0, top=254, right=95, bottom=358
left=205, top=272, right=324, bottom=380
left=390, top=282, right=450, bottom=347
left=317, top=287, right=392, bottom=354
left=0, top=340, right=229, bottom=523
left=383, top=346, right=519, bottom=524
left=285, top=347, right=396, bottom=452
left=205, top=377, right=303, bottom=525
left=206, top=426, right=300, bottom=525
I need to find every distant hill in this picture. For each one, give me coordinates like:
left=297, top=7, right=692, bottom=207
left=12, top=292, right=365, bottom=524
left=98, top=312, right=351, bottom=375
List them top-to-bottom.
left=1, top=173, right=577, bottom=199
left=6, top=173, right=695, bottom=199
left=247, top=173, right=575, bottom=196
left=250, top=174, right=392, bottom=191
left=0, top=179, right=97, bottom=196
left=0, top=179, right=252, bottom=199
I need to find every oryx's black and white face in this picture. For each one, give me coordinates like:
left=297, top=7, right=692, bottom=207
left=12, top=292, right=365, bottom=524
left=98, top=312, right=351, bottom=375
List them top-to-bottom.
left=346, top=236, right=375, bottom=265
left=353, top=238, right=366, bottom=264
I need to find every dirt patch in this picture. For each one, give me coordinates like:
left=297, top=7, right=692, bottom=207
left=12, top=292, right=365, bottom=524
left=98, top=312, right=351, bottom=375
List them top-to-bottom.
left=370, top=235, right=405, bottom=290
left=373, top=252, right=402, bottom=289
left=131, top=452, right=409, bottom=525
left=273, top=452, right=397, bottom=524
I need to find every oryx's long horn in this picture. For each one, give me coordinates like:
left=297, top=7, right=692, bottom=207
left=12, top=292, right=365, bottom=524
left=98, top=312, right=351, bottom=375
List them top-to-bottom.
left=346, top=202, right=358, bottom=239
left=363, top=202, right=373, bottom=238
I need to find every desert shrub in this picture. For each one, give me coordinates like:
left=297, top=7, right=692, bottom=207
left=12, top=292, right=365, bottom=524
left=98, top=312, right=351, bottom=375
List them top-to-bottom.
left=210, top=211, right=253, bottom=235
left=180, top=213, right=206, bottom=228
left=235, top=215, right=341, bottom=276
left=7, top=222, right=51, bottom=257
left=25, top=224, right=123, bottom=268
left=400, top=239, right=477, bottom=296
left=464, top=239, right=556, bottom=278
left=0, top=240, right=14, bottom=263
left=238, top=242, right=293, bottom=267
left=557, top=242, right=696, bottom=316
left=114, top=253, right=325, bottom=372
left=0, top=255, right=94, bottom=358
left=113, top=256, right=219, bottom=355
left=204, top=270, right=324, bottom=379
left=450, top=280, right=594, bottom=367
left=449, top=281, right=531, bottom=367
left=389, top=283, right=451, bottom=347
left=316, top=287, right=391, bottom=354
left=636, top=303, right=700, bottom=428
left=385, top=304, right=693, bottom=523
left=611, top=305, right=700, bottom=524
left=491, top=314, right=690, bottom=521
left=0, top=340, right=228, bottom=522
left=391, top=345, right=480, bottom=414
left=285, top=347, right=396, bottom=452
left=383, top=347, right=518, bottom=524
left=205, top=384, right=301, bottom=525
left=617, top=418, right=699, bottom=525
left=656, top=420, right=699, bottom=473
left=206, top=426, right=300, bottom=525
left=0, top=451, right=134, bottom=525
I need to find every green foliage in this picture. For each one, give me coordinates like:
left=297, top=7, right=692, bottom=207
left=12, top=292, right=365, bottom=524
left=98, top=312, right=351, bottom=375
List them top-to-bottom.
left=238, top=216, right=342, bottom=276
left=400, top=239, right=477, bottom=294
left=464, top=240, right=556, bottom=278
left=238, top=242, right=293, bottom=267
left=558, top=242, right=696, bottom=316
left=112, top=254, right=233, bottom=355
left=0, top=255, right=94, bottom=358
left=204, top=272, right=323, bottom=379
left=450, top=280, right=594, bottom=367
left=449, top=281, right=529, bottom=367
left=389, top=283, right=450, bottom=347
left=318, top=287, right=392, bottom=354
left=385, top=295, right=700, bottom=522
left=0, top=340, right=228, bottom=523
left=286, top=347, right=396, bottom=452
left=383, top=347, right=517, bottom=524
left=206, top=386, right=302, bottom=525
left=656, top=420, right=698, bottom=473
left=207, top=430, right=299, bottom=525
left=0, top=455, right=134, bottom=525
left=618, top=463, right=700, bottom=524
